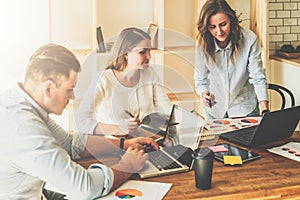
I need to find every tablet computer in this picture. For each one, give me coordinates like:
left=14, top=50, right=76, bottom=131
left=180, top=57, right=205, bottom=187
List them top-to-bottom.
left=213, top=143, right=261, bottom=164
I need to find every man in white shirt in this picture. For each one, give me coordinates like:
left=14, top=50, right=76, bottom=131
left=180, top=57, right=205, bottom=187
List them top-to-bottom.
left=0, top=44, right=159, bottom=200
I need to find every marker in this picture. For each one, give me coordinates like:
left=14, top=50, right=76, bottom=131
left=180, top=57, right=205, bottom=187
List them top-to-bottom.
left=206, top=92, right=212, bottom=108
left=124, top=110, right=134, bottom=118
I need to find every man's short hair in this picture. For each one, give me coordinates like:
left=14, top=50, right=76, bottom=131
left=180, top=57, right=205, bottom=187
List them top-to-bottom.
left=24, top=44, right=81, bottom=86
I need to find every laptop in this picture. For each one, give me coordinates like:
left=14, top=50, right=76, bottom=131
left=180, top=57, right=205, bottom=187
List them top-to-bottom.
left=138, top=104, right=204, bottom=179
left=220, top=106, right=300, bottom=148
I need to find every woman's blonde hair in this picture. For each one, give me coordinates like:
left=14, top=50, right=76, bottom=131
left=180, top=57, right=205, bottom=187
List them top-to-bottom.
left=106, top=27, right=151, bottom=71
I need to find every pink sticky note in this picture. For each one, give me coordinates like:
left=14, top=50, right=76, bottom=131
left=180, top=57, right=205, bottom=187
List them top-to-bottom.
left=209, top=145, right=229, bottom=153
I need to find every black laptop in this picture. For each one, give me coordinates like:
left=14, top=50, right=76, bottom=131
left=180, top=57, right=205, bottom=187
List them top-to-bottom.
left=220, top=106, right=300, bottom=148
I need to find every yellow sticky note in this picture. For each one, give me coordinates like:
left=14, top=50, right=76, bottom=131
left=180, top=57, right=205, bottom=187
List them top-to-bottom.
left=223, top=156, right=243, bottom=165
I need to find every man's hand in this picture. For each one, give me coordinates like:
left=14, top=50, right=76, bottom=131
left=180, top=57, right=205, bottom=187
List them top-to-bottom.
left=124, top=137, right=159, bottom=151
left=110, top=146, right=149, bottom=191
left=115, top=147, right=148, bottom=173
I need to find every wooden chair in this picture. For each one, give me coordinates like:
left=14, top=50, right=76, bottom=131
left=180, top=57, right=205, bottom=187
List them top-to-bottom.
left=268, top=83, right=295, bottom=109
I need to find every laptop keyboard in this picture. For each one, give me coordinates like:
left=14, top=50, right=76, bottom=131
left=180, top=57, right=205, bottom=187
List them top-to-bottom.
left=234, top=132, right=255, bottom=143
left=148, top=149, right=182, bottom=171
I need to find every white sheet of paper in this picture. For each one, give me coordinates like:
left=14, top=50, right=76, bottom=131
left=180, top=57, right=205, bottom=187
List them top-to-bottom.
left=268, top=142, right=300, bottom=162
left=98, top=180, right=172, bottom=200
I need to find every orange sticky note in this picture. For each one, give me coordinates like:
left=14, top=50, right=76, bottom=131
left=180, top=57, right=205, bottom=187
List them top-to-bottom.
left=223, top=156, right=243, bottom=165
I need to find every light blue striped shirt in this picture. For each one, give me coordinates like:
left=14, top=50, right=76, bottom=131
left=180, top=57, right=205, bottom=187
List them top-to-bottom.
left=194, top=28, right=268, bottom=118
left=0, top=83, right=113, bottom=200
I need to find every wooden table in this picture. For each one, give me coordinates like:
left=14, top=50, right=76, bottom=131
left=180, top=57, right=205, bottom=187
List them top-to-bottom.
left=77, top=131, right=300, bottom=199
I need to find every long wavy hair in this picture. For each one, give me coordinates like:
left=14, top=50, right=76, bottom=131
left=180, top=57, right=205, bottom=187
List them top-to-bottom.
left=196, top=0, right=241, bottom=63
left=106, top=27, right=151, bottom=71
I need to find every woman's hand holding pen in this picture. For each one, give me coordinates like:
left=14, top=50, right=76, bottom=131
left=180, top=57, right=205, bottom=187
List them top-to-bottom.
left=202, top=91, right=215, bottom=108
left=125, top=110, right=140, bottom=133
left=127, top=114, right=140, bottom=133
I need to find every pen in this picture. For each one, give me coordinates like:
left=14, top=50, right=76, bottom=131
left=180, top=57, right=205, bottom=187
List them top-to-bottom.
left=206, top=92, right=212, bottom=108
left=124, top=110, right=134, bottom=118
left=168, top=122, right=179, bottom=126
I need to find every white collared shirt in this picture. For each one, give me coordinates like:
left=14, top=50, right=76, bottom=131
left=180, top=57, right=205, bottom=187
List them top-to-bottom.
left=194, top=28, right=268, bottom=118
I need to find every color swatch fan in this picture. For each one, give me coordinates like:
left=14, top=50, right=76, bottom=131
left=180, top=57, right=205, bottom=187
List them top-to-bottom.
left=205, top=116, right=262, bottom=135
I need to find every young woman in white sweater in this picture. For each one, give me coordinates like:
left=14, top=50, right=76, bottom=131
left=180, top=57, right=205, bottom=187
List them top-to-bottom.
left=76, top=27, right=171, bottom=136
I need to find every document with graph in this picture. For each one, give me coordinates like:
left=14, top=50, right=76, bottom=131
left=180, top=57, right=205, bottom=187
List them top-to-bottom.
left=204, top=116, right=262, bottom=136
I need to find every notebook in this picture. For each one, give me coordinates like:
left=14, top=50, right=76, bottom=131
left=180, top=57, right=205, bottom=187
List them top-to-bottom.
left=138, top=104, right=204, bottom=179
left=220, top=106, right=300, bottom=148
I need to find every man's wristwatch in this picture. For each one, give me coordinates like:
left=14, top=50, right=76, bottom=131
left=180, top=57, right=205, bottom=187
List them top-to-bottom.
left=120, top=137, right=125, bottom=150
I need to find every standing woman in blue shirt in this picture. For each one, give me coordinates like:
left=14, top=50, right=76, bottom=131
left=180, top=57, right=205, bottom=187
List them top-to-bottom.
left=194, top=0, right=269, bottom=119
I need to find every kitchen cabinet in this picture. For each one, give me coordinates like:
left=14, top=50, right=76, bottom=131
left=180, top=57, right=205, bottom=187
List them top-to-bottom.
left=269, top=58, right=300, bottom=110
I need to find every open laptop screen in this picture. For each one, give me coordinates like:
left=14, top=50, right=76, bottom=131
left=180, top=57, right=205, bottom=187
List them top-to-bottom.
left=163, top=105, right=204, bottom=150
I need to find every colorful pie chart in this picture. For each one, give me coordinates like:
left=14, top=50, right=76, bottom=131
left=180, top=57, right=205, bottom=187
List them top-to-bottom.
left=115, top=189, right=143, bottom=199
